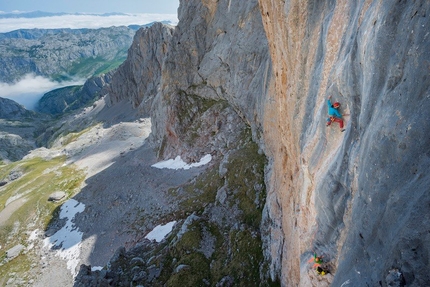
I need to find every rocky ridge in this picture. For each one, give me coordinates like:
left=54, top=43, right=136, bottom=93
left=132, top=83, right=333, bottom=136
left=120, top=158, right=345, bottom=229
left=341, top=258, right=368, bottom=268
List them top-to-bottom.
left=106, top=23, right=174, bottom=116
left=36, top=71, right=114, bottom=115
left=0, top=97, right=50, bottom=162
left=0, top=97, right=38, bottom=120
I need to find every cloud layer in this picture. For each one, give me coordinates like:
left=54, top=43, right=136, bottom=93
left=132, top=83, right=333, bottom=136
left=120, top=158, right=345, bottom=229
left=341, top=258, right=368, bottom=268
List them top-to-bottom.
left=0, top=13, right=178, bottom=33
left=0, top=74, right=84, bottom=110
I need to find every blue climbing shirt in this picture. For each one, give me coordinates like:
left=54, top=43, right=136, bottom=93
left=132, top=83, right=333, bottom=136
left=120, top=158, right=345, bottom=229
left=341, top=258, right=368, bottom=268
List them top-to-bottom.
left=327, top=99, right=342, bottom=118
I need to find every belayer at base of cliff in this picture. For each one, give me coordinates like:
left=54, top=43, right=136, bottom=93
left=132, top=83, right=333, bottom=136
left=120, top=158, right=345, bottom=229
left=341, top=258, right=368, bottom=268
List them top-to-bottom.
left=326, top=95, right=345, bottom=132
left=316, top=266, right=329, bottom=275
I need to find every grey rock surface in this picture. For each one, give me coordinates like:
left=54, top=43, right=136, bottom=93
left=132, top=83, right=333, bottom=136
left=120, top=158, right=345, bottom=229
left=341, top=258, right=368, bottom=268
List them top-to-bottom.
left=151, top=0, right=270, bottom=154
left=297, top=1, right=430, bottom=286
left=107, top=22, right=174, bottom=116
left=0, top=97, right=37, bottom=120
left=0, top=97, right=50, bottom=162
left=0, top=132, right=36, bottom=162
left=71, top=143, right=202, bottom=266
left=8, top=168, right=23, bottom=181
left=48, top=191, right=66, bottom=202
left=6, top=244, right=25, bottom=259
left=386, top=268, right=405, bottom=287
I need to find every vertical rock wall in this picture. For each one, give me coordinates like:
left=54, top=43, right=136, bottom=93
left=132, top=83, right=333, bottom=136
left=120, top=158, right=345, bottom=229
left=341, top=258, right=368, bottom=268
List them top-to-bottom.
left=151, top=0, right=271, bottom=160
left=259, top=0, right=430, bottom=286
left=107, top=23, right=174, bottom=116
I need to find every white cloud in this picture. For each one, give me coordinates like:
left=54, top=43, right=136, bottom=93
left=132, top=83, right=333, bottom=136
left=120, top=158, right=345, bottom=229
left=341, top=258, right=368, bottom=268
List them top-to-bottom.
left=0, top=13, right=178, bottom=33
left=0, top=73, right=84, bottom=110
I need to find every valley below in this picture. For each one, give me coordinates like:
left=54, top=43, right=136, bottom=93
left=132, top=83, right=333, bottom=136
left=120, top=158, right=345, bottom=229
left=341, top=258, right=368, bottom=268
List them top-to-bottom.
left=1, top=96, right=270, bottom=287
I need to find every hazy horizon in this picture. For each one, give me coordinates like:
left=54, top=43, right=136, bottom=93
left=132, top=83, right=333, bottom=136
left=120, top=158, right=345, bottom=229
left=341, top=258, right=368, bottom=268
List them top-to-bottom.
left=0, top=0, right=179, bottom=14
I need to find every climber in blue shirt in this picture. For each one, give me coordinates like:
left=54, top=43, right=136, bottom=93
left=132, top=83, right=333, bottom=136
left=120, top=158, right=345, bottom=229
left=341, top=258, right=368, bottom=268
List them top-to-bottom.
left=326, top=95, right=345, bottom=132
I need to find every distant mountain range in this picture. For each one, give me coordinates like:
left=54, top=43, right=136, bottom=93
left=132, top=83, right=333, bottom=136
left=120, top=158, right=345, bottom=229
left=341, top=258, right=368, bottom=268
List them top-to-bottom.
left=0, top=26, right=136, bottom=83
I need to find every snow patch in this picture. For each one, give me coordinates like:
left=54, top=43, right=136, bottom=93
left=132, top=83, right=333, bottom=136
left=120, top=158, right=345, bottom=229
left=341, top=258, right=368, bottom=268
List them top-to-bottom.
left=151, top=154, right=212, bottom=170
left=43, top=199, right=85, bottom=277
left=145, top=221, right=176, bottom=242
left=28, top=229, right=40, bottom=242
left=91, top=266, right=104, bottom=271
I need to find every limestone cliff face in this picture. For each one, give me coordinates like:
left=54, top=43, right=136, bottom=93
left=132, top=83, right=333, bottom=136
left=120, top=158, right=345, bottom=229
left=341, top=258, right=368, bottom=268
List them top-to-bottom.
left=107, top=0, right=430, bottom=286
left=151, top=0, right=271, bottom=162
left=259, top=0, right=430, bottom=286
left=106, top=23, right=174, bottom=116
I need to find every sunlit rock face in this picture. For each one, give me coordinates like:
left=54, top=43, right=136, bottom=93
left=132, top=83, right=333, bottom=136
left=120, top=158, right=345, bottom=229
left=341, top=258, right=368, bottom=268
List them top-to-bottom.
left=103, top=0, right=430, bottom=285
left=259, top=0, right=430, bottom=286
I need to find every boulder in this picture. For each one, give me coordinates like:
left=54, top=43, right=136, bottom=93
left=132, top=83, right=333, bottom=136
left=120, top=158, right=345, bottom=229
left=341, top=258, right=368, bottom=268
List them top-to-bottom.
left=8, top=169, right=23, bottom=181
left=48, top=191, right=66, bottom=202
left=6, top=244, right=25, bottom=259
left=386, top=269, right=406, bottom=287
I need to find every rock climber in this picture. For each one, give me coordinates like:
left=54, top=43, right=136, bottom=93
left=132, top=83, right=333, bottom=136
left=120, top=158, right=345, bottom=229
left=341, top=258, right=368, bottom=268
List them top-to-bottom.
left=326, top=95, right=345, bottom=132
left=308, top=252, right=323, bottom=268
left=308, top=253, right=330, bottom=276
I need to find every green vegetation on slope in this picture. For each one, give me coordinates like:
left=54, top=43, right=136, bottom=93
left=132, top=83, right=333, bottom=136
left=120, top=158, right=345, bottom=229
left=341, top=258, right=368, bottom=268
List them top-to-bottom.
left=68, top=53, right=126, bottom=78
left=82, top=123, right=276, bottom=286
left=61, top=126, right=94, bottom=146
left=144, top=128, right=274, bottom=286
left=0, top=156, right=85, bottom=280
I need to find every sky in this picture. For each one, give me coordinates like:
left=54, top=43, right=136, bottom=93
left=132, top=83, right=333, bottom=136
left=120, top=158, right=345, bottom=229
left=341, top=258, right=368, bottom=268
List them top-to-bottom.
left=0, top=0, right=179, bottom=14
